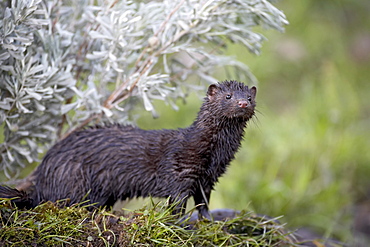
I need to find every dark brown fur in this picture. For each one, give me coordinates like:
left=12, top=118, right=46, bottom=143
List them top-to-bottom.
left=0, top=80, right=257, bottom=219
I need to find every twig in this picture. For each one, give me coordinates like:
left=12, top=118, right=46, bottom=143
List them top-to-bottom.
left=104, top=0, right=186, bottom=109
left=61, top=112, right=102, bottom=139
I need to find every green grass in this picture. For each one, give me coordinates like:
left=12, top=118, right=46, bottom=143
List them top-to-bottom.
left=0, top=199, right=296, bottom=247
left=0, top=200, right=90, bottom=246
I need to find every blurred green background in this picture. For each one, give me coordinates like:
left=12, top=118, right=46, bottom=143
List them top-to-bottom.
left=134, top=0, right=370, bottom=243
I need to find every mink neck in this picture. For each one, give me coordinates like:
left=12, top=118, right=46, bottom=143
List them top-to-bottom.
left=190, top=103, right=248, bottom=173
left=192, top=111, right=247, bottom=137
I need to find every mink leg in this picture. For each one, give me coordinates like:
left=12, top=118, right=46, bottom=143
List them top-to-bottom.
left=193, top=186, right=212, bottom=220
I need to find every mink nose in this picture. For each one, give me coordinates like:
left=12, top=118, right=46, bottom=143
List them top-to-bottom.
left=238, top=100, right=249, bottom=108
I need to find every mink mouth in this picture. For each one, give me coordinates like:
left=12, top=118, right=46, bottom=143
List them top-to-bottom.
left=227, top=108, right=254, bottom=119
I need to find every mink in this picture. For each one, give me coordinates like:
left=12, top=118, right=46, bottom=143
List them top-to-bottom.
left=0, top=80, right=257, bottom=220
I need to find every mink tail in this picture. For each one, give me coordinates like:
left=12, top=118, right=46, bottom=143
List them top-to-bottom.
left=0, top=185, right=33, bottom=209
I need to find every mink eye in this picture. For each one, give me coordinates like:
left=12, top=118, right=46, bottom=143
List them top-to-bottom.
left=226, top=94, right=232, bottom=99
left=247, top=96, right=252, bottom=101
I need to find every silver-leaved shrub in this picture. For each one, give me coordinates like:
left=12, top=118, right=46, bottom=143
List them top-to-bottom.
left=0, top=0, right=287, bottom=178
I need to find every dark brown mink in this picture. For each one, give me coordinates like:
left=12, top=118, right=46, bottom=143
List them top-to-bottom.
left=0, top=80, right=257, bottom=220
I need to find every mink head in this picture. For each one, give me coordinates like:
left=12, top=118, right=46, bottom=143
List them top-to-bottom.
left=206, top=80, right=257, bottom=119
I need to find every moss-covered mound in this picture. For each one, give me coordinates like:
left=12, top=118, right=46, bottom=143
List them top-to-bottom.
left=0, top=199, right=303, bottom=246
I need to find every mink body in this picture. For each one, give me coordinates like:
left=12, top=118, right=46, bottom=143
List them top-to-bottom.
left=0, top=80, right=257, bottom=219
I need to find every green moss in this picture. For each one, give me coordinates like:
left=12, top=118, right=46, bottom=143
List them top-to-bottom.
left=0, top=199, right=296, bottom=247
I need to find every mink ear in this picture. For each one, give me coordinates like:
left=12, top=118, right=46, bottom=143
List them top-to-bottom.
left=207, top=84, right=219, bottom=100
left=250, top=86, right=257, bottom=98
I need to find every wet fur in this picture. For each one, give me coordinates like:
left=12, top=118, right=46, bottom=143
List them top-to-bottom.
left=0, top=80, right=257, bottom=219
